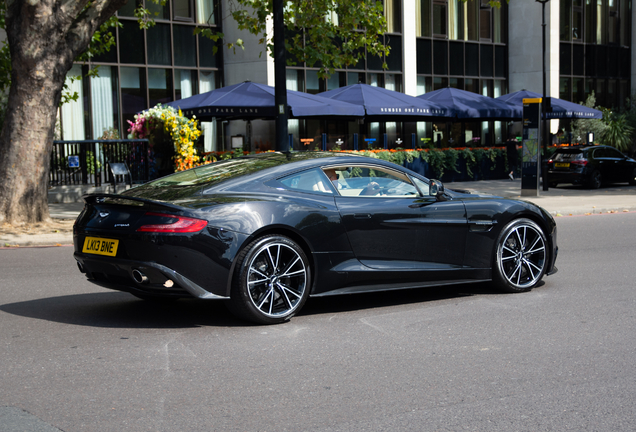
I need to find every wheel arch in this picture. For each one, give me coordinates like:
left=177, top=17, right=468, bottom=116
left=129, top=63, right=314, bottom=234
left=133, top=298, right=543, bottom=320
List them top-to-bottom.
left=491, top=210, right=555, bottom=271
left=491, top=211, right=554, bottom=282
left=225, top=224, right=316, bottom=297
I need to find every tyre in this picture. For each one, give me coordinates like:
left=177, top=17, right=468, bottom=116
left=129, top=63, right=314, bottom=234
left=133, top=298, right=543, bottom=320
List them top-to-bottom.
left=629, top=167, right=636, bottom=186
left=587, top=170, right=602, bottom=189
left=493, top=218, right=548, bottom=293
left=228, top=235, right=310, bottom=324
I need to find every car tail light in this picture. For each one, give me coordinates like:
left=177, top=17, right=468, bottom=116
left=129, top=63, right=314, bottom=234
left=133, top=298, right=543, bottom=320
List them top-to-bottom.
left=571, top=159, right=588, bottom=167
left=137, top=212, right=208, bottom=233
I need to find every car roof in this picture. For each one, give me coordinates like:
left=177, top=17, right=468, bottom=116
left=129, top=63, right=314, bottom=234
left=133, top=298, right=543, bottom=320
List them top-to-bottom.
left=124, top=151, right=424, bottom=199
left=208, top=151, right=424, bottom=192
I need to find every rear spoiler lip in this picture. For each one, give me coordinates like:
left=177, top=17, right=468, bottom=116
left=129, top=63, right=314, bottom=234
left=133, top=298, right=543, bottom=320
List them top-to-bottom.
left=81, top=193, right=186, bottom=213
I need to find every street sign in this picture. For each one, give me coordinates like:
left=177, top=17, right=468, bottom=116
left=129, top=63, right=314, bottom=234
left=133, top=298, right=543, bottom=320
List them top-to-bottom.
left=522, top=99, right=542, bottom=197
left=68, top=155, right=80, bottom=168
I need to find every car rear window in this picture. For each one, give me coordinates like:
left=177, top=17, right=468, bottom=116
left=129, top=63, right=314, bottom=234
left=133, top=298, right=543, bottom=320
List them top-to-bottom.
left=553, top=150, right=584, bottom=162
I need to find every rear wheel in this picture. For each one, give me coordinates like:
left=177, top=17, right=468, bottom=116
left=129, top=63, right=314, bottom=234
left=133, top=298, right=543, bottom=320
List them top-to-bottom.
left=587, top=170, right=602, bottom=189
left=493, top=218, right=547, bottom=293
left=228, top=235, right=310, bottom=324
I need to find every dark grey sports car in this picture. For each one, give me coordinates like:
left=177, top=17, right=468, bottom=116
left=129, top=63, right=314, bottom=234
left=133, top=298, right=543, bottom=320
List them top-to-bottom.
left=73, top=152, right=558, bottom=324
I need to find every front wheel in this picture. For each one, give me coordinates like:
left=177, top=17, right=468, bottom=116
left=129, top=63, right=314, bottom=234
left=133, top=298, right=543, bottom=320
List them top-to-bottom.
left=628, top=167, right=636, bottom=186
left=493, top=218, right=548, bottom=293
left=228, top=235, right=311, bottom=324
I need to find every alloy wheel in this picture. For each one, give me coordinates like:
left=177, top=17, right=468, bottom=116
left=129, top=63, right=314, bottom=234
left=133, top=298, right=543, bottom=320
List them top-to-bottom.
left=497, top=222, right=546, bottom=290
left=246, top=241, right=308, bottom=318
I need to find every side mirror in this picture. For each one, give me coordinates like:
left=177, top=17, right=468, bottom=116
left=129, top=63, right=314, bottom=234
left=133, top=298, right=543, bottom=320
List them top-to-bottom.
left=429, top=179, right=446, bottom=200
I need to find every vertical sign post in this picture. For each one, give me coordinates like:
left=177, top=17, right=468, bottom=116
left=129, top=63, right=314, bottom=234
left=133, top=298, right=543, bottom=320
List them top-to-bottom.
left=521, top=98, right=542, bottom=197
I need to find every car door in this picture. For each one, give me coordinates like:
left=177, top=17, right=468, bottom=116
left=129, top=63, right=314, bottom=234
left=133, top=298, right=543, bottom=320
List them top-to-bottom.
left=592, top=147, right=617, bottom=182
left=604, top=147, right=633, bottom=182
left=329, top=164, right=467, bottom=270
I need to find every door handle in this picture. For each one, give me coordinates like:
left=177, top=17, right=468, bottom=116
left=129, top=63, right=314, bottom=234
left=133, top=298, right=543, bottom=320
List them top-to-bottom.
left=353, top=213, right=371, bottom=219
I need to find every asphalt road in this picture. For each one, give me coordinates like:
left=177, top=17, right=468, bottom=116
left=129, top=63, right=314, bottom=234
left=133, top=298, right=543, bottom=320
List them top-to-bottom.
left=1, top=213, right=635, bottom=431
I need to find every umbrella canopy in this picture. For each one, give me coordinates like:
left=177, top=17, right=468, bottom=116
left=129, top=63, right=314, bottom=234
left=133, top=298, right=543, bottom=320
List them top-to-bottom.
left=164, top=81, right=365, bottom=120
left=317, top=83, right=452, bottom=120
left=417, top=87, right=522, bottom=120
left=496, top=90, right=603, bottom=119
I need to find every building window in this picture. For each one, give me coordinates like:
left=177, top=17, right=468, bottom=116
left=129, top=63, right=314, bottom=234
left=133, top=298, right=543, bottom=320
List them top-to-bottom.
left=147, top=0, right=169, bottom=19
left=174, top=0, right=194, bottom=22
left=196, top=0, right=216, bottom=24
left=384, top=0, right=402, bottom=33
left=417, top=0, right=432, bottom=37
left=433, top=0, right=447, bottom=37
left=449, top=0, right=463, bottom=40
left=479, top=0, right=491, bottom=41
left=561, top=0, right=573, bottom=41
left=119, top=21, right=145, bottom=64
left=147, top=23, right=172, bottom=65
left=174, top=25, right=197, bottom=67
left=61, top=65, right=86, bottom=140
left=91, top=66, right=119, bottom=139
left=120, top=67, right=147, bottom=127
left=148, top=68, right=173, bottom=107
left=175, top=69, right=198, bottom=99
left=199, top=70, right=217, bottom=93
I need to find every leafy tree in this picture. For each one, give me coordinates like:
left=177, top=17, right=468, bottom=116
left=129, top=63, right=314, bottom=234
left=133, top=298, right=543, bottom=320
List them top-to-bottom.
left=0, top=0, right=391, bottom=224
left=569, top=92, right=608, bottom=145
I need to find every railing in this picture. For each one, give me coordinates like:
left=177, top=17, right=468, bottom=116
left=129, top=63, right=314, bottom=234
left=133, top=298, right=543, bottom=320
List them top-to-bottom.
left=49, top=139, right=150, bottom=187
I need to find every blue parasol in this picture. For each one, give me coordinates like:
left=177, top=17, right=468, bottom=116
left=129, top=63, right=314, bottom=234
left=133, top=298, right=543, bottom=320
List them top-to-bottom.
left=164, top=81, right=365, bottom=120
left=317, top=83, right=452, bottom=120
left=417, top=87, right=522, bottom=120
left=496, top=90, right=603, bottom=119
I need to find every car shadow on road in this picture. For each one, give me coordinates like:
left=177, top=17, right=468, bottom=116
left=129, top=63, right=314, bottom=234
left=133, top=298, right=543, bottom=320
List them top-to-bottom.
left=0, top=281, right=544, bottom=328
left=0, top=292, right=248, bottom=328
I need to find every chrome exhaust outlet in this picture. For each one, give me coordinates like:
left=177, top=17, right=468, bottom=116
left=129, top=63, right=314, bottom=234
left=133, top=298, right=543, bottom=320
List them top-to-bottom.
left=132, top=269, right=149, bottom=284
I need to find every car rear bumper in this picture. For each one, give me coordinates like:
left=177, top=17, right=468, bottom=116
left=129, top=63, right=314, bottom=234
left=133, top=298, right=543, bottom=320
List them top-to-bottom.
left=547, top=170, right=586, bottom=184
left=74, top=253, right=230, bottom=300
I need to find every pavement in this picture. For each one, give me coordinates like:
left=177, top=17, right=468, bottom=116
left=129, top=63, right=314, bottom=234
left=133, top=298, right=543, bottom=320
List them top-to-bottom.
left=2, top=179, right=636, bottom=247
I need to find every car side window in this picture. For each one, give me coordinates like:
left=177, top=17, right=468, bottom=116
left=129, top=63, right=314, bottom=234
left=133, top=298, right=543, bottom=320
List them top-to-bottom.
left=605, top=147, right=625, bottom=158
left=593, top=148, right=608, bottom=158
left=326, top=165, right=421, bottom=198
left=278, top=168, right=334, bottom=195
left=411, top=177, right=432, bottom=196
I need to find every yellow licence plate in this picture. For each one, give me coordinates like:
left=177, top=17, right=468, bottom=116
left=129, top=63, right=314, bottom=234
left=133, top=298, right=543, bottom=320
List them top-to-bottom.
left=554, top=162, right=570, bottom=168
left=82, top=237, right=119, bottom=257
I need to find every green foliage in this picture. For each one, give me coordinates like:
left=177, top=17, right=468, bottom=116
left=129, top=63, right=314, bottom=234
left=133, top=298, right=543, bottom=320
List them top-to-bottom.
left=228, top=0, right=390, bottom=78
left=569, top=92, right=608, bottom=144
left=603, top=113, right=634, bottom=152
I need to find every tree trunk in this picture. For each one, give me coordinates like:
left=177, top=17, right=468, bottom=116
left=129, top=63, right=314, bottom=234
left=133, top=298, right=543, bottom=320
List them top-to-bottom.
left=0, top=0, right=127, bottom=224
left=0, top=56, right=67, bottom=224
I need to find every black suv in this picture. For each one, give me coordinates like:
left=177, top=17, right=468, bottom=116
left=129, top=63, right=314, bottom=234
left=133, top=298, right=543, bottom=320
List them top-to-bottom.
left=547, top=145, right=636, bottom=189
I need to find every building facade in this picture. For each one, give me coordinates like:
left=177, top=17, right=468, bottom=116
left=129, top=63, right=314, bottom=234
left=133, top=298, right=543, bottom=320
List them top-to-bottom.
left=58, top=0, right=633, bottom=151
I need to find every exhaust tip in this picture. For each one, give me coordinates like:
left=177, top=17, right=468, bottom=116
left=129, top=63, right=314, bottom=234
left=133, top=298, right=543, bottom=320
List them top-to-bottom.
left=76, top=261, right=85, bottom=273
left=132, top=269, right=149, bottom=284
